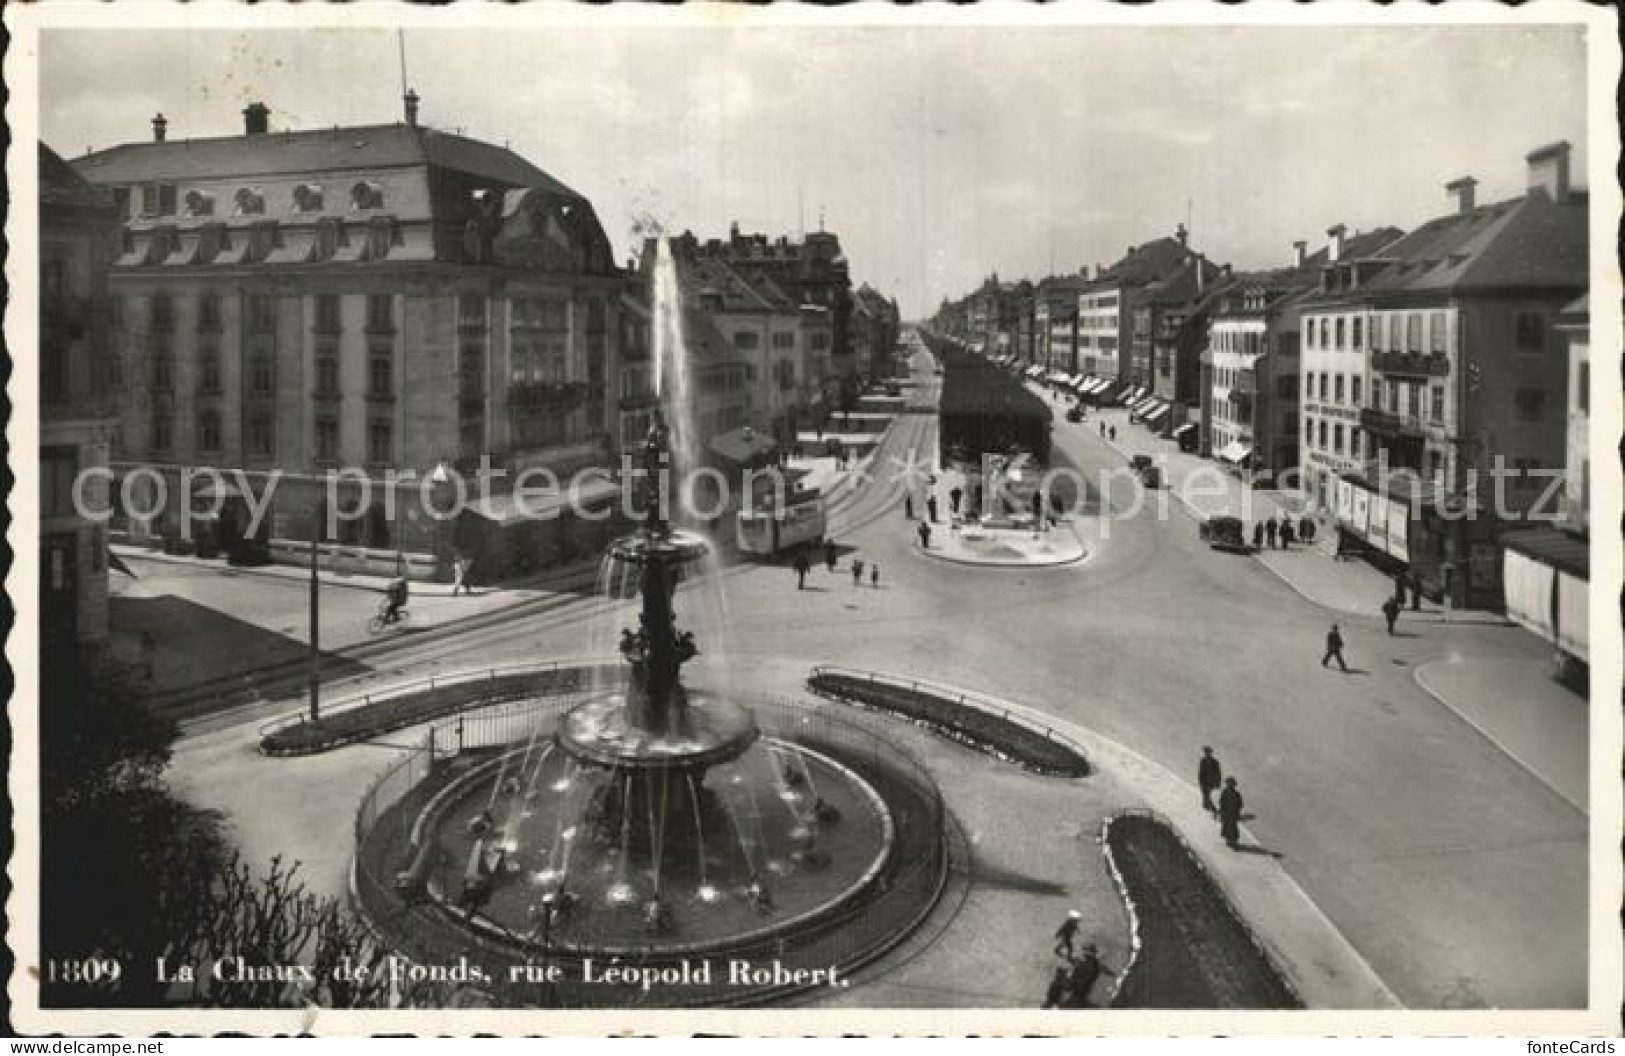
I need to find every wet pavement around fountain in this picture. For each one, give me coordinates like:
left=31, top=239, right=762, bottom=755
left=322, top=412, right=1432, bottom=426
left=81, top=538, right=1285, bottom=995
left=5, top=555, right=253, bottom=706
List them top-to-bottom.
left=165, top=343, right=1590, bottom=1011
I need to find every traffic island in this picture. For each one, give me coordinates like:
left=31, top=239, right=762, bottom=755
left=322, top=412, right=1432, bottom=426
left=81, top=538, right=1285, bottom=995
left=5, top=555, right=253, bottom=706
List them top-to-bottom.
left=258, top=664, right=619, bottom=756
left=805, top=668, right=1089, bottom=777
left=1103, top=812, right=1301, bottom=1009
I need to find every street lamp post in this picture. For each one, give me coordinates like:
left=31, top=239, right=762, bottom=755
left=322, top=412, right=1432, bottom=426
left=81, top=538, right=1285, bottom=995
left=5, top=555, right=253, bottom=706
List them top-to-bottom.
left=308, top=500, right=324, bottom=722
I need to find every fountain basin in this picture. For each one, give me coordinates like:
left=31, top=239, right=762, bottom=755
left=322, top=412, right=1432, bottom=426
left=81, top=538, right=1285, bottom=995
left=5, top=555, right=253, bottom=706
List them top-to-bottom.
left=558, top=690, right=758, bottom=771
left=417, top=735, right=894, bottom=957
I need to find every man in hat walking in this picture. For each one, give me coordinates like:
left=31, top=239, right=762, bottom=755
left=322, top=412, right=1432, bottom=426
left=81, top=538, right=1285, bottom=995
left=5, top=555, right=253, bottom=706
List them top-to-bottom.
left=793, top=551, right=810, bottom=590
left=1382, top=595, right=1401, bottom=635
left=1322, top=623, right=1349, bottom=671
left=1198, top=746, right=1223, bottom=816
left=1219, top=777, right=1245, bottom=851
left=1067, top=943, right=1112, bottom=1007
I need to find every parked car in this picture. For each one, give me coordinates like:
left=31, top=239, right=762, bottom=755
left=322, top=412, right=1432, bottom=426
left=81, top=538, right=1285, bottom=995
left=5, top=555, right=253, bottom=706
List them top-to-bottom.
left=1066, top=404, right=1086, bottom=423
left=1199, top=515, right=1251, bottom=553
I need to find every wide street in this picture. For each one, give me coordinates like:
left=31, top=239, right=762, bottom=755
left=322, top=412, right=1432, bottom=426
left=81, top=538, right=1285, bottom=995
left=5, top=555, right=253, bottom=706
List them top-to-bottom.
left=168, top=348, right=1585, bottom=1010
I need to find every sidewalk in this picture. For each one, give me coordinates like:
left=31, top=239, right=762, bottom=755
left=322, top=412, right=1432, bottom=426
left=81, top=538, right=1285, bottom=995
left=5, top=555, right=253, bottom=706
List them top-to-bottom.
left=1081, top=404, right=1503, bottom=624
left=1413, top=653, right=1588, bottom=812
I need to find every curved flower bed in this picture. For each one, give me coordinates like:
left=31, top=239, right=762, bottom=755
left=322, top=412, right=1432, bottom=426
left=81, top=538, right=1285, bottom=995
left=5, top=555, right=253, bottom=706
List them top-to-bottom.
left=259, top=665, right=618, bottom=756
left=805, top=671, right=1088, bottom=777
left=1102, top=812, right=1300, bottom=1009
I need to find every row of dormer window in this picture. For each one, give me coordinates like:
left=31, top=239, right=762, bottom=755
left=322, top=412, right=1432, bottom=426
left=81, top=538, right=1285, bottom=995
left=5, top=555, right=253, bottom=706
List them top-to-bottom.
left=114, top=179, right=387, bottom=220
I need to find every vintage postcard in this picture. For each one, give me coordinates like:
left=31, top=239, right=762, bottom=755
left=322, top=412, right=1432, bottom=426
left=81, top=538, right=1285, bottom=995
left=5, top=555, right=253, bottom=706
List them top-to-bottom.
left=5, top=1, right=1620, bottom=1038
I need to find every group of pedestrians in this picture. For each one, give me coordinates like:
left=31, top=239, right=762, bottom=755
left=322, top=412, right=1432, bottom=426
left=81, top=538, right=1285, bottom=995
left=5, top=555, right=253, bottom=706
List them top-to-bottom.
left=1249, top=513, right=1315, bottom=551
left=792, top=539, right=878, bottom=589
left=1197, top=746, right=1247, bottom=851
left=1041, top=912, right=1114, bottom=1008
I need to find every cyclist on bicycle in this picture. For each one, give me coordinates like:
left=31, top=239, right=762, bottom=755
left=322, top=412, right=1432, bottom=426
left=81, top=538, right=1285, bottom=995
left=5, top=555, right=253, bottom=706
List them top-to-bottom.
left=380, top=575, right=409, bottom=625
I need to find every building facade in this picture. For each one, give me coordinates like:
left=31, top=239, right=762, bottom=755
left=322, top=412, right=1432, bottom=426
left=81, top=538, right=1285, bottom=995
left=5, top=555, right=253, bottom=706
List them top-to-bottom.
left=74, top=98, right=629, bottom=581
left=1299, top=143, right=1587, bottom=606
left=40, top=144, right=122, bottom=668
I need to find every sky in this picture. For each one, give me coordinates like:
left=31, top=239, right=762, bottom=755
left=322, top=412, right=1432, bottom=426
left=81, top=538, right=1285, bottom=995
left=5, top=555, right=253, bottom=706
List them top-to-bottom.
left=39, top=19, right=1590, bottom=320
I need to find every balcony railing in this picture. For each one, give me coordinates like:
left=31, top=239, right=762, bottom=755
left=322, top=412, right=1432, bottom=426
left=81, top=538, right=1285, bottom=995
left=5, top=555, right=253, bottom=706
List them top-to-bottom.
left=1373, top=351, right=1449, bottom=377
left=1359, top=406, right=1425, bottom=438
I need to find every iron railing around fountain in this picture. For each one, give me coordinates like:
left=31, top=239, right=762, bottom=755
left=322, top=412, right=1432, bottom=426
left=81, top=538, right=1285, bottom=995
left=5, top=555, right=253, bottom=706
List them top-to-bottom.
left=257, top=657, right=620, bottom=742
left=349, top=691, right=950, bottom=1008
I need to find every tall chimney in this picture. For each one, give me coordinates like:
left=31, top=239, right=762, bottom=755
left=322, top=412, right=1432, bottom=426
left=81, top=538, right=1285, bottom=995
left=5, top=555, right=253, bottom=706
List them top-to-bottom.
left=404, top=89, right=420, bottom=128
left=242, top=102, right=270, bottom=137
left=152, top=113, right=168, bottom=142
left=1525, top=141, right=1572, bottom=203
left=1445, top=176, right=1477, bottom=215
left=1175, top=222, right=1188, bottom=247
left=1326, top=223, right=1347, bottom=263
left=1293, top=240, right=1307, bottom=268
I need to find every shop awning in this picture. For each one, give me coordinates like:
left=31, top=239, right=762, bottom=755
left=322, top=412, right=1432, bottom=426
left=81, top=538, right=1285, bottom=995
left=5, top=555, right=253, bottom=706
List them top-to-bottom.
left=1048, top=370, right=1072, bottom=385
left=1084, top=377, right=1109, bottom=394
left=1131, top=396, right=1159, bottom=414
left=1144, top=403, right=1171, bottom=425
left=1172, top=422, right=1198, bottom=439
left=709, top=425, right=779, bottom=464
left=1216, top=441, right=1253, bottom=464
left=464, top=478, right=622, bottom=526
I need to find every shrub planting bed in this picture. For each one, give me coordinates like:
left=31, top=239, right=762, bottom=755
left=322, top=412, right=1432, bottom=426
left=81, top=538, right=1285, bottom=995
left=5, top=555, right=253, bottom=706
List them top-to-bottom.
left=259, top=665, right=619, bottom=756
left=805, top=671, right=1088, bottom=777
left=1104, top=813, right=1300, bottom=1009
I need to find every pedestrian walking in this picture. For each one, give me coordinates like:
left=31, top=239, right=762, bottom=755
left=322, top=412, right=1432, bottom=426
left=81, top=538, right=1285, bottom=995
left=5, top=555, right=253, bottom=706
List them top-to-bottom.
left=1099, top=421, right=1106, bottom=437
left=1108, top=425, right=1117, bottom=441
left=949, top=486, right=963, bottom=515
left=904, top=493, right=915, bottom=520
left=926, top=494, right=939, bottom=523
left=1299, top=515, right=1315, bottom=545
left=1264, top=516, right=1279, bottom=548
left=1280, top=519, right=1295, bottom=548
left=917, top=521, right=932, bottom=549
left=1252, top=522, right=1265, bottom=550
left=824, top=539, right=838, bottom=573
left=793, top=551, right=810, bottom=590
left=452, top=554, right=472, bottom=596
left=851, top=559, right=864, bottom=587
left=870, top=563, right=880, bottom=588
left=1409, top=571, right=1423, bottom=611
left=1393, top=572, right=1408, bottom=606
left=1382, top=595, right=1401, bottom=635
left=1321, top=622, right=1349, bottom=671
left=1198, top=746, right=1223, bottom=816
left=1218, top=778, right=1244, bottom=850
left=1054, top=909, right=1081, bottom=958
left=1067, top=944, right=1112, bottom=1007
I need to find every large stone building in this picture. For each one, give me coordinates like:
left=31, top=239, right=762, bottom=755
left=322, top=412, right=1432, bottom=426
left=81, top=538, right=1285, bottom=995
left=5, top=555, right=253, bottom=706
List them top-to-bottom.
left=72, top=98, right=630, bottom=580
left=1299, top=142, right=1587, bottom=607
left=40, top=143, right=122, bottom=669
left=1076, top=227, right=1218, bottom=385
left=1206, top=228, right=1401, bottom=478
left=1500, top=292, right=1590, bottom=681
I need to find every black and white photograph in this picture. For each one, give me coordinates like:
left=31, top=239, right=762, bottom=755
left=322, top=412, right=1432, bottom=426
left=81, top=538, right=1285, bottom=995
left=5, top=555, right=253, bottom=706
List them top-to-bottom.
left=6, top=2, right=1621, bottom=1037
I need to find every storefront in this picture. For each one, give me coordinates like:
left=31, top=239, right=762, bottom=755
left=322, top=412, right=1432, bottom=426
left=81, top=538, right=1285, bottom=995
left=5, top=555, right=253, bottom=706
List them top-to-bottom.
left=1332, top=473, right=1503, bottom=610
left=1501, top=527, right=1589, bottom=679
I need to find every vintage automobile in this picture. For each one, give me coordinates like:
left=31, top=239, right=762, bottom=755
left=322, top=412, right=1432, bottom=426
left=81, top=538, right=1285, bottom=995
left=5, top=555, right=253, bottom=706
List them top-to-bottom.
left=1065, top=404, right=1086, bottom=423
left=1129, top=453, right=1162, bottom=489
left=1199, top=514, right=1251, bottom=553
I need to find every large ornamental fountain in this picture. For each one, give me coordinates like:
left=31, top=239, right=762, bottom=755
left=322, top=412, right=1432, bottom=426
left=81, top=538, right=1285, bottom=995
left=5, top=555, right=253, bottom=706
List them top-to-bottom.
left=351, top=240, right=946, bottom=1004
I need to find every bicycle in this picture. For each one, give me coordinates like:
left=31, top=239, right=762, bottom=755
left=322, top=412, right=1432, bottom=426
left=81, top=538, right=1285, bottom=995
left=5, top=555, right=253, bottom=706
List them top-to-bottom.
left=367, top=599, right=412, bottom=635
